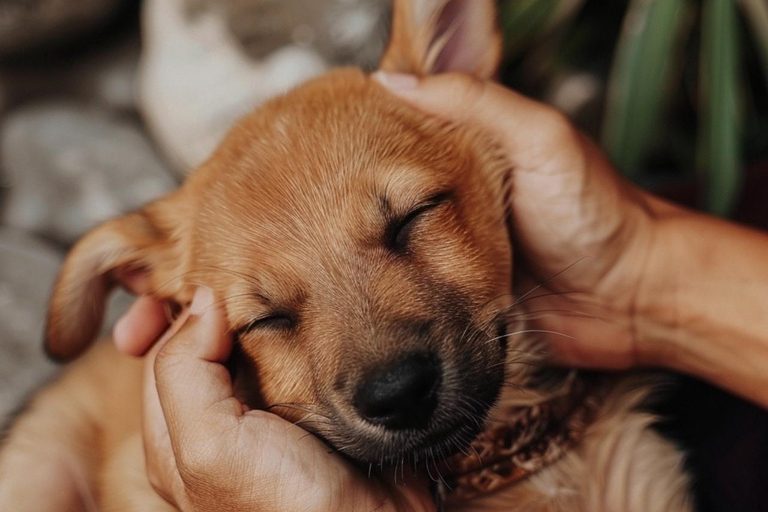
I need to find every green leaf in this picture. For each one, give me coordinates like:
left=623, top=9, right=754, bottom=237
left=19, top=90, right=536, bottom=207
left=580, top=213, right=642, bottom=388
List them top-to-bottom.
left=499, top=0, right=585, bottom=57
left=602, top=0, right=691, bottom=179
left=700, top=0, right=743, bottom=215
left=737, top=0, right=768, bottom=83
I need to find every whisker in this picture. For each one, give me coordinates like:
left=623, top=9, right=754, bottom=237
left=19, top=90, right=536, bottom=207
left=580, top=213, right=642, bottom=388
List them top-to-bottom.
left=511, top=257, right=591, bottom=307
left=490, top=291, right=594, bottom=326
left=458, top=292, right=517, bottom=345
left=503, top=308, right=605, bottom=324
left=487, top=329, right=580, bottom=345
left=502, top=382, right=528, bottom=392
left=265, top=401, right=322, bottom=410
left=265, top=402, right=331, bottom=420
left=288, top=413, right=322, bottom=432
left=298, top=432, right=315, bottom=442
left=470, top=444, right=482, bottom=466
left=432, top=448, right=450, bottom=488
left=425, top=451, right=437, bottom=483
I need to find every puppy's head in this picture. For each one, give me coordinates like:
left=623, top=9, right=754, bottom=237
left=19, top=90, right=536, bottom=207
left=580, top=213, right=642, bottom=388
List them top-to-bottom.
left=46, top=0, right=516, bottom=463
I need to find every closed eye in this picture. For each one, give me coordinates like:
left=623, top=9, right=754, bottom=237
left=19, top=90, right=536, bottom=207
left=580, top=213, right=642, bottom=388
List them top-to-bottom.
left=387, top=192, right=450, bottom=252
left=235, top=313, right=296, bottom=335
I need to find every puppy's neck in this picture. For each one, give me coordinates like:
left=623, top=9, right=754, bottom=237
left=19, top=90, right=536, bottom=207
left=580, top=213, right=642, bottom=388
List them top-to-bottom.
left=439, top=373, right=606, bottom=504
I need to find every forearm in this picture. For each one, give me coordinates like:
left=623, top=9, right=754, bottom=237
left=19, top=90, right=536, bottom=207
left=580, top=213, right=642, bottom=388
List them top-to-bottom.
left=639, top=200, right=768, bottom=407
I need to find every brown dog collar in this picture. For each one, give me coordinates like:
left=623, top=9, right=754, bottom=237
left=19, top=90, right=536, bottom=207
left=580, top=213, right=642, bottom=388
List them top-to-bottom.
left=436, top=375, right=604, bottom=505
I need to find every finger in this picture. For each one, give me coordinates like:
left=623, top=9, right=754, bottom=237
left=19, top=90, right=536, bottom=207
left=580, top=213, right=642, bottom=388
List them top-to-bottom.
left=372, top=71, right=565, bottom=154
left=153, top=287, right=241, bottom=452
left=113, top=296, right=169, bottom=357
left=141, top=310, right=191, bottom=506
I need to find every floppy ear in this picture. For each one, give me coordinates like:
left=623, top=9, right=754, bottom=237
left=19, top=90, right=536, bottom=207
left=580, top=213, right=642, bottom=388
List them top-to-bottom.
left=380, top=0, right=502, bottom=79
left=45, top=194, right=191, bottom=362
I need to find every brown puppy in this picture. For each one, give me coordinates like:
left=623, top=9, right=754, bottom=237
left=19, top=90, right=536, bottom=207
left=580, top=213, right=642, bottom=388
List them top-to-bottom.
left=0, top=1, right=692, bottom=511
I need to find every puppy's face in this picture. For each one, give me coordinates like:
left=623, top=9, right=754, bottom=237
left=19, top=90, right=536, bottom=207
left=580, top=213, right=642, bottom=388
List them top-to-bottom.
left=46, top=0, right=514, bottom=463
left=197, top=72, right=512, bottom=461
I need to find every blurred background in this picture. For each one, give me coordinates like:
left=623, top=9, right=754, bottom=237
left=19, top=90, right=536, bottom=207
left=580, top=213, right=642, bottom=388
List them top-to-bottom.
left=0, top=1, right=766, bottom=510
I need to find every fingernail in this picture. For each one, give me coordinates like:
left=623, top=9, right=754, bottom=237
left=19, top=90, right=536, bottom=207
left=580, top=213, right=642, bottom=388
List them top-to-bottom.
left=373, top=71, right=419, bottom=92
left=189, top=286, right=214, bottom=316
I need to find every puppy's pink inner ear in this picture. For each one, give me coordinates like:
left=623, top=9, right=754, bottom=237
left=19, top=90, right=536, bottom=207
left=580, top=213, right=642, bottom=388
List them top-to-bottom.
left=379, top=0, right=500, bottom=78
left=408, top=0, right=501, bottom=79
left=433, top=1, right=485, bottom=74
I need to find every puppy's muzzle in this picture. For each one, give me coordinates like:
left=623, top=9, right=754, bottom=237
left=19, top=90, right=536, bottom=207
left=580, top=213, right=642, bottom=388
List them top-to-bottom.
left=353, top=352, right=441, bottom=430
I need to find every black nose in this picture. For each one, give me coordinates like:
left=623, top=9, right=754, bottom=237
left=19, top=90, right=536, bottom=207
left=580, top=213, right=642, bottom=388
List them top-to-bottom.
left=353, top=353, right=441, bottom=430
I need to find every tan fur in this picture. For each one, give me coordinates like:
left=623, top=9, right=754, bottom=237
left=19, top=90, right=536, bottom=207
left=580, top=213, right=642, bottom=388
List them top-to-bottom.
left=1, top=1, right=690, bottom=510
left=0, top=343, right=162, bottom=511
left=454, top=378, right=692, bottom=512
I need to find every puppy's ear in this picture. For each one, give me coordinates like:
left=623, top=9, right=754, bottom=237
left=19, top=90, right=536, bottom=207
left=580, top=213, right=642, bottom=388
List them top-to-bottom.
left=380, top=0, right=501, bottom=79
left=45, top=193, right=190, bottom=362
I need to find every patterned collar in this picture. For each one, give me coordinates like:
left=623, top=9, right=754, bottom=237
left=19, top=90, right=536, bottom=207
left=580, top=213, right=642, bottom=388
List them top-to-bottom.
left=434, top=374, right=605, bottom=506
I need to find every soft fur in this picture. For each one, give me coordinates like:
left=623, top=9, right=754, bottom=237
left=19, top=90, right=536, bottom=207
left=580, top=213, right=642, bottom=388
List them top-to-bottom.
left=0, top=1, right=691, bottom=511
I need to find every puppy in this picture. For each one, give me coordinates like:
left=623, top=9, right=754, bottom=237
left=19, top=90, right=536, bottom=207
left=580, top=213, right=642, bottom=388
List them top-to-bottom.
left=0, top=1, right=692, bottom=510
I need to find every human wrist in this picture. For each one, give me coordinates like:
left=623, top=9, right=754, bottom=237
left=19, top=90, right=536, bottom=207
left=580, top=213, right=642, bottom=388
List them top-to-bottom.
left=625, top=193, right=691, bottom=369
left=629, top=195, right=737, bottom=375
left=631, top=202, right=768, bottom=406
left=631, top=217, right=681, bottom=370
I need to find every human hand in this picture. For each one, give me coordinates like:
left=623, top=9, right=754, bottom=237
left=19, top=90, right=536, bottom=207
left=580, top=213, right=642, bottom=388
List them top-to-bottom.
left=373, top=72, right=669, bottom=371
left=113, top=288, right=435, bottom=512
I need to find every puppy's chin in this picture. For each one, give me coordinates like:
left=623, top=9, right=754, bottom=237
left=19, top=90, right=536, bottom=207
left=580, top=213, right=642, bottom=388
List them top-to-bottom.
left=321, top=381, right=504, bottom=465
left=338, top=418, right=484, bottom=466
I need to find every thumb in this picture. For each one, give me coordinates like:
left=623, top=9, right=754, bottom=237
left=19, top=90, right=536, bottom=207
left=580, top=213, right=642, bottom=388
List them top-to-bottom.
left=371, top=71, right=567, bottom=157
left=153, top=287, right=242, bottom=449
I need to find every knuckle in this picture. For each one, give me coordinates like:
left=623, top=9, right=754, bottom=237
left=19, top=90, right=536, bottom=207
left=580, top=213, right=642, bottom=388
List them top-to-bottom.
left=446, top=72, right=484, bottom=95
left=443, top=73, right=486, bottom=106
left=536, top=106, right=577, bottom=143
left=175, top=443, right=221, bottom=487
left=176, top=449, right=205, bottom=480
left=177, top=459, right=206, bottom=488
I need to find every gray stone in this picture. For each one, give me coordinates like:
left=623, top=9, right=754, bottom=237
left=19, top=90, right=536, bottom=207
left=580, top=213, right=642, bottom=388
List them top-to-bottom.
left=0, top=0, right=129, bottom=57
left=1, top=102, right=177, bottom=245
